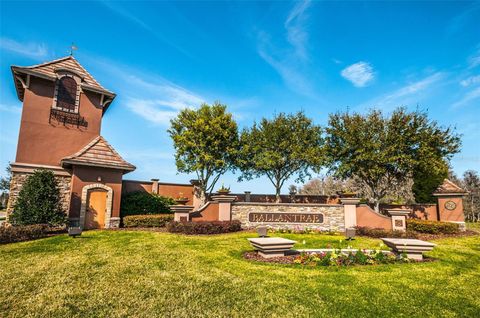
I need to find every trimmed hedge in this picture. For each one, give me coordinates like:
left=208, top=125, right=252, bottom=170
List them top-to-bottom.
left=120, top=191, right=176, bottom=217
left=123, top=214, right=174, bottom=228
left=407, top=219, right=460, bottom=234
left=166, top=220, right=242, bottom=235
left=0, top=224, right=50, bottom=244
left=355, top=226, right=417, bottom=238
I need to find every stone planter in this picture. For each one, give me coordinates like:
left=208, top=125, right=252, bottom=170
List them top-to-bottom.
left=175, top=198, right=189, bottom=205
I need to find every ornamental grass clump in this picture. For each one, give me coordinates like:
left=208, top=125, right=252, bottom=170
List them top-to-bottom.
left=293, top=249, right=409, bottom=266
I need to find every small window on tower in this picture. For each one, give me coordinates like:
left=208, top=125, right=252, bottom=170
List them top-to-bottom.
left=53, top=75, right=80, bottom=113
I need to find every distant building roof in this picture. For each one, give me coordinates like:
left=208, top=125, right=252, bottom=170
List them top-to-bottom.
left=11, top=56, right=115, bottom=109
left=61, top=136, right=135, bottom=173
left=433, top=179, right=467, bottom=196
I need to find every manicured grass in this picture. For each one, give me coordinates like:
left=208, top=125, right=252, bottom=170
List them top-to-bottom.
left=1, top=231, right=479, bottom=317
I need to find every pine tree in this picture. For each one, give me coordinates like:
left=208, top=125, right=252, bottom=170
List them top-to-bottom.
left=10, top=169, right=66, bottom=226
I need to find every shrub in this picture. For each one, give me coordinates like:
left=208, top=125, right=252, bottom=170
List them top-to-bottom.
left=10, top=169, right=66, bottom=226
left=120, top=191, right=176, bottom=217
left=123, top=214, right=174, bottom=228
left=407, top=219, right=460, bottom=234
left=166, top=220, right=242, bottom=235
left=0, top=224, right=50, bottom=244
left=355, top=226, right=417, bottom=238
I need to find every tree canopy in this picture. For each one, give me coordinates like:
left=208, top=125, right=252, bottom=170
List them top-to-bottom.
left=168, top=102, right=239, bottom=204
left=324, top=108, right=461, bottom=211
left=237, top=111, right=324, bottom=202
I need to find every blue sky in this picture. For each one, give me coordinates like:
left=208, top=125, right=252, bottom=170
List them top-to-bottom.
left=1, top=0, right=479, bottom=194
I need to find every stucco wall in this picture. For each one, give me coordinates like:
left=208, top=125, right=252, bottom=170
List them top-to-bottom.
left=16, top=77, right=103, bottom=166
left=69, top=166, right=123, bottom=220
left=122, top=179, right=194, bottom=205
left=437, top=196, right=465, bottom=222
left=231, top=203, right=345, bottom=231
left=356, top=205, right=392, bottom=230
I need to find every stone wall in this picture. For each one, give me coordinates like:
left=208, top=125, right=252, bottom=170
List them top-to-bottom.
left=6, top=172, right=72, bottom=217
left=231, top=202, right=345, bottom=231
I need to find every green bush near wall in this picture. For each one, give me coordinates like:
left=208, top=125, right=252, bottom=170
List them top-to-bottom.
left=120, top=191, right=175, bottom=217
left=123, top=214, right=174, bottom=228
left=407, top=219, right=460, bottom=234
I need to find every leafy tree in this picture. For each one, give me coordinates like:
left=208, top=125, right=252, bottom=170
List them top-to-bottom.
left=168, top=102, right=239, bottom=204
left=324, top=108, right=461, bottom=212
left=237, top=111, right=323, bottom=202
left=412, top=160, right=448, bottom=203
left=0, top=165, right=11, bottom=193
left=10, top=169, right=66, bottom=226
left=462, top=170, right=480, bottom=222
left=120, top=191, right=176, bottom=217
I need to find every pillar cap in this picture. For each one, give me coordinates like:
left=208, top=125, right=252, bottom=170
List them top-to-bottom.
left=211, top=195, right=237, bottom=202
left=340, top=198, right=361, bottom=205
left=170, top=205, right=194, bottom=213
left=385, top=209, right=410, bottom=216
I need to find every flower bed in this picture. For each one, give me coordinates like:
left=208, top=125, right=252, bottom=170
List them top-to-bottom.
left=245, top=248, right=413, bottom=266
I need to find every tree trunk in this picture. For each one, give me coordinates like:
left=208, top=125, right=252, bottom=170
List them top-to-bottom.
left=275, top=187, right=282, bottom=203
left=374, top=200, right=380, bottom=213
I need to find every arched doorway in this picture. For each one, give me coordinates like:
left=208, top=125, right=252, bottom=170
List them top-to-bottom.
left=80, top=183, right=113, bottom=229
left=85, top=189, right=107, bottom=229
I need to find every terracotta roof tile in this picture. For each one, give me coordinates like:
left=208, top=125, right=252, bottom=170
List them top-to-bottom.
left=11, top=56, right=115, bottom=101
left=61, top=136, right=135, bottom=172
left=434, top=179, right=466, bottom=194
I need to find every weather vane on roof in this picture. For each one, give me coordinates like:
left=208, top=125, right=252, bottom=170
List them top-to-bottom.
left=69, top=42, right=78, bottom=56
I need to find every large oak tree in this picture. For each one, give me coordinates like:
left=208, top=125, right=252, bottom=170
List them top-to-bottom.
left=168, top=102, right=239, bottom=204
left=324, top=108, right=461, bottom=211
left=237, top=111, right=324, bottom=202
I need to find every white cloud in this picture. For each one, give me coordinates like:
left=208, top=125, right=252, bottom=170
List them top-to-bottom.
left=257, top=0, right=315, bottom=97
left=285, top=0, right=311, bottom=60
left=0, top=37, right=48, bottom=59
left=468, top=50, right=480, bottom=69
left=83, top=56, right=205, bottom=125
left=341, top=62, right=374, bottom=87
left=358, top=72, right=444, bottom=110
left=460, top=75, right=480, bottom=87
left=452, top=86, right=480, bottom=109
left=0, top=103, right=22, bottom=114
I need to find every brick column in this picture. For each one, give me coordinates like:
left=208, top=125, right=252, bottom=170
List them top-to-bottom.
left=211, top=195, right=237, bottom=221
left=341, top=198, right=360, bottom=230
left=171, top=205, right=194, bottom=222
left=386, top=209, right=410, bottom=232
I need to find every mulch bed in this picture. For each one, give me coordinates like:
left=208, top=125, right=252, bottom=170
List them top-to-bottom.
left=244, top=251, right=296, bottom=264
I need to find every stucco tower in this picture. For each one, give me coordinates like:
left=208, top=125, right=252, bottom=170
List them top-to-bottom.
left=7, top=56, right=135, bottom=229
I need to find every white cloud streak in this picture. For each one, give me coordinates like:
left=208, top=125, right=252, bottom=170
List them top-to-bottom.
left=257, top=0, right=315, bottom=97
left=0, top=37, right=49, bottom=59
left=341, top=61, right=374, bottom=87
left=358, top=72, right=445, bottom=110
left=460, top=75, right=480, bottom=87
left=452, top=86, right=480, bottom=109
left=0, top=103, right=22, bottom=114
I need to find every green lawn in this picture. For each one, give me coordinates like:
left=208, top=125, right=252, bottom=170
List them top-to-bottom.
left=1, top=231, right=479, bottom=317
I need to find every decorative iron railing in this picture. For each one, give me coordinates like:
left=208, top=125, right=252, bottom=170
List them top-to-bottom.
left=49, top=108, right=88, bottom=128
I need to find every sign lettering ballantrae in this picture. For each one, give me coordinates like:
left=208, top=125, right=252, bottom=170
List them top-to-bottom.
left=248, top=212, right=324, bottom=224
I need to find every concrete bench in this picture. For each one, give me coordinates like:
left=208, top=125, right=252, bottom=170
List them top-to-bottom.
left=248, top=237, right=296, bottom=258
left=381, top=238, right=436, bottom=260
